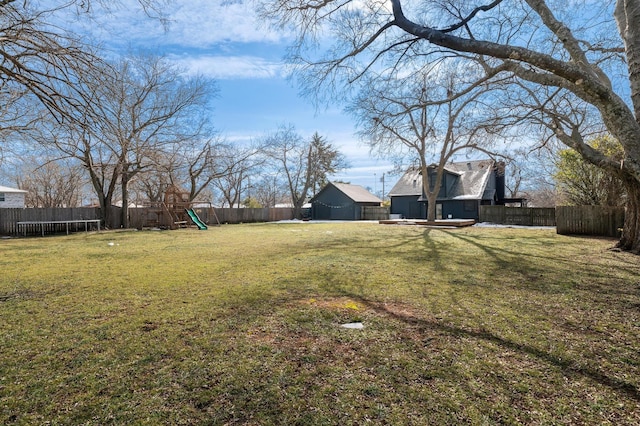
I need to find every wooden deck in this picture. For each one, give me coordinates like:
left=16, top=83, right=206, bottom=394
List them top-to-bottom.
left=379, top=218, right=476, bottom=227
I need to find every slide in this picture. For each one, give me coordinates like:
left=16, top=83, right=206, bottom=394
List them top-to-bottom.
left=186, top=209, right=208, bottom=230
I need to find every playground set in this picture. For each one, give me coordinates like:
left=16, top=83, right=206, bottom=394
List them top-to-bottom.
left=141, top=185, right=218, bottom=230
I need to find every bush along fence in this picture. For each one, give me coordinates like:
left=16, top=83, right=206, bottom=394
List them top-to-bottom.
left=480, top=205, right=625, bottom=237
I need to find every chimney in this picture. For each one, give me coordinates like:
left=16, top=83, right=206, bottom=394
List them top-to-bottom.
left=495, top=161, right=506, bottom=203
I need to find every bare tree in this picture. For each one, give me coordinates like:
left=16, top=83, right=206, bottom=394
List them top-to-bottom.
left=261, top=0, right=640, bottom=252
left=0, top=1, right=166, bottom=138
left=0, top=2, right=99, bottom=126
left=41, top=54, right=216, bottom=227
left=350, top=69, right=498, bottom=220
left=263, top=125, right=347, bottom=218
left=134, top=137, right=229, bottom=205
left=181, top=138, right=235, bottom=203
left=211, top=144, right=263, bottom=207
left=501, top=146, right=559, bottom=206
left=132, top=149, right=177, bottom=203
left=16, top=159, right=85, bottom=208
left=251, top=173, right=289, bottom=207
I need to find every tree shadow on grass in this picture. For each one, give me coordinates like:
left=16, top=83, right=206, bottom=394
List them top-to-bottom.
left=420, top=228, right=444, bottom=270
left=434, top=228, right=640, bottom=300
left=438, top=228, right=554, bottom=267
left=339, top=291, right=640, bottom=403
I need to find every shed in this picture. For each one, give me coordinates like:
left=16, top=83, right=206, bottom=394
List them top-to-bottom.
left=311, top=182, right=382, bottom=220
left=0, top=185, right=28, bottom=208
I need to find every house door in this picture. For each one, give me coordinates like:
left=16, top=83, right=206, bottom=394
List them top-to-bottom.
left=436, top=203, right=443, bottom=220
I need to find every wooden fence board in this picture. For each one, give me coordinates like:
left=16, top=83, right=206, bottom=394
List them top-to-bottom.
left=361, top=206, right=390, bottom=220
left=479, top=206, right=556, bottom=227
left=556, top=206, right=625, bottom=237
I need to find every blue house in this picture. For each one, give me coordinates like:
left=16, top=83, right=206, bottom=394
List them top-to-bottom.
left=388, top=159, right=506, bottom=220
left=311, top=182, right=382, bottom=220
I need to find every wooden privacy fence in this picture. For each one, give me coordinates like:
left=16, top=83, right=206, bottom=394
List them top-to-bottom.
left=480, top=205, right=626, bottom=237
left=1, top=206, right=297, bottom=236
left=360, top=206, right=389, bottom=220
left=361, top=206, right=390, bottom=220
left=480, top=206, right=556, bottom=226
left=556, top=206, right=625, bottom=237
left=0, top=207, right=102, bottom=236
left=129, top=207, right=295, bottom=228
left=146, top=207, right=293, bottom=225
left=206, top=207, right=295, bottom=224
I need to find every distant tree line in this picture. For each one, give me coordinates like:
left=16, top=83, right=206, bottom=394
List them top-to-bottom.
left=0, top=2, right=346, bottom=223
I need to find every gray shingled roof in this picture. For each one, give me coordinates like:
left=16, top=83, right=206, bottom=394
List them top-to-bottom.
left=388, top=159, right=495, bottom=200
left=329, top=182, right=383, bottom=203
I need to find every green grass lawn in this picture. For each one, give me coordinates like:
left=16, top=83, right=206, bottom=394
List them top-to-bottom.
left=1, top=223, right=639, bottom=425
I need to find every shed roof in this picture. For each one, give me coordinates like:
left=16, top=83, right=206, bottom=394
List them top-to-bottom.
left=388, top=159, right=495, bottom=200
left=313, top=182, right=382, bottom=203
left=0, top=185, right=27, bottom=193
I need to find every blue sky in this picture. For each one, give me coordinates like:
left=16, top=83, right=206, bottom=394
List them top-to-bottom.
left=69, top=0, right=396, bottom=195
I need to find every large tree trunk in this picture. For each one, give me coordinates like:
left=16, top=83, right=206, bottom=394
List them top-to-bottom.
left=613, top=0, right=640, bottom=252
left=86, top=168, right=112, bottom=228
left=121, top=173, right=130, bottom=229
left=618, top=176, right=640, bottom=253
left=426, top=193, right=437, bottom=221
left=96, top=195, right=113, bottom=229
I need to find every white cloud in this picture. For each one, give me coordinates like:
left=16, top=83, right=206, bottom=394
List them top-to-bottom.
left=68, top=0, right=287, bottom=50
left=167, top=1, right=286, bottom=46
left=168, top=54, right=286, bottom=79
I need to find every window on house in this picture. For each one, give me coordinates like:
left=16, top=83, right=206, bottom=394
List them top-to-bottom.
left=0, top=193, right=4, bottom=202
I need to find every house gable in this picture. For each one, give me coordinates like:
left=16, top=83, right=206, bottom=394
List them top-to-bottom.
left=389, top=160, right=504, bottom=220
left=426, top=167, right=462, bottom=198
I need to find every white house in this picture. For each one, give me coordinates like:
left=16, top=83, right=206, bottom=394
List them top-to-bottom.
left=0, top=185, right=28, bottom=208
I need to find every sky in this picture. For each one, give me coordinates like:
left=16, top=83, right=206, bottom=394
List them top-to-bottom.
left=67, top=0, right=397, bottom=196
